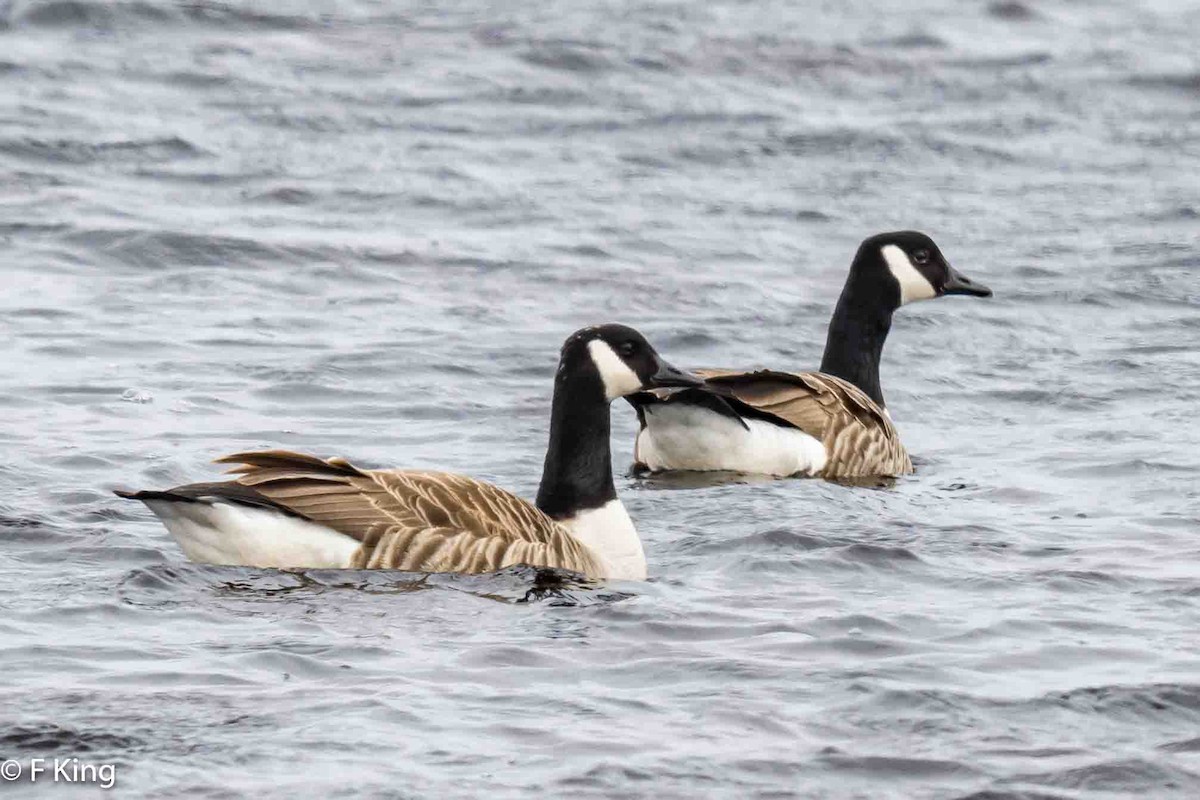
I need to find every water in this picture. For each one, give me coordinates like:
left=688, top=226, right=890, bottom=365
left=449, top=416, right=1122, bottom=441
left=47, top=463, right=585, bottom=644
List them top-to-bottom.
left=2, top=0, right=1199, bottom=796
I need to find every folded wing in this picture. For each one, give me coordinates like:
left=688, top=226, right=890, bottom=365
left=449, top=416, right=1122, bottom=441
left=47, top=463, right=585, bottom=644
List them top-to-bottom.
left=649, top=370, right=913, bottom=479
left=214, top=450, right=608, bottom=576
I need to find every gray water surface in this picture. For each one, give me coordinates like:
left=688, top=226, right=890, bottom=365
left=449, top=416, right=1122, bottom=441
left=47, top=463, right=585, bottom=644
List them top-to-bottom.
left=2, top=1, right=1200, bottom=797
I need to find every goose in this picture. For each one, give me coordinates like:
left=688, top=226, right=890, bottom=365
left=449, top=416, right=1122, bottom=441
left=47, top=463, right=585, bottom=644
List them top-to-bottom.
left=629, top=231, right=992, bottom=480
left=114, top=324, right=702, bottom=580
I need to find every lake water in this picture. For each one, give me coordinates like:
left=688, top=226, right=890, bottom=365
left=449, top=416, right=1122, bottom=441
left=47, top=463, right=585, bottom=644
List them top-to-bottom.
left=1, top=1, right=1199, bottom=797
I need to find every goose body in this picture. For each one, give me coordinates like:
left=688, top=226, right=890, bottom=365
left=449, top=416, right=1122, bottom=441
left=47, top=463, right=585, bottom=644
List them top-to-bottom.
left=631, top=232, right=991, bottom=479
left=117, top=325, right=701, bottom=580
left=633, top=370, right=910, bottom=480
left=633, top=388, right=829, bottom=476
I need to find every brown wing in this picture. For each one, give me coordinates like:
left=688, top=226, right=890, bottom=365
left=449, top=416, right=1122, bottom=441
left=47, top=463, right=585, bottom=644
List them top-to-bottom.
left=691, top=369, right=913, bottom=479
left=215, top=450, right=608, bottom=576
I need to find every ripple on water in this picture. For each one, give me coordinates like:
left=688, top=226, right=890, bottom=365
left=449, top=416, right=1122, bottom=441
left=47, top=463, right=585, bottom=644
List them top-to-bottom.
left=7, top=0, right=311, bottom=30
left=987, top=1, right=1040, bottom=21
left=1127, top=73, right=1200, bottom=94
left=0, top=135, right=204, bottom=165
left=67, top=228, right=318, bottom=270
left=683, top=528, right=840, bottom=555
left=832, top=542, right=925, bottom=568
left=116, top=563, right=627, bottom=609
left=1044, top=683, right=1200, bottom=722
left=0, top=724, right=144, bottom=755
left=818, top=749, right=981, bottom=779
left=1008, top=758, right=1200, bottom=794
left=955, top=791, right=1076, bottom=799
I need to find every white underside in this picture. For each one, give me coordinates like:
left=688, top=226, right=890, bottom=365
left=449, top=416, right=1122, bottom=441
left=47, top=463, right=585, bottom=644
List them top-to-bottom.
left=636, top=403, right=828, bottom=477
left=144, top=497, right=649, bottom=581
left=144, top=500, right=360, bottom=568
left=560, top=500, right=646, bottom=581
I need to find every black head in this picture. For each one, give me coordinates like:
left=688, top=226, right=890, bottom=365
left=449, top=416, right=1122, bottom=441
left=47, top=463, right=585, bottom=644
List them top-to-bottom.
left=853, top=231, right=992, bottom=309
left=558, top=323, right=702, bottom=401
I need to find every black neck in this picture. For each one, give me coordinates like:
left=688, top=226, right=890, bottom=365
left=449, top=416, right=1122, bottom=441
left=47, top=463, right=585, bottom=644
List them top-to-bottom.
left=818, top=263, right=895, bottom=408
left=534, top=367, right=616, bottom=519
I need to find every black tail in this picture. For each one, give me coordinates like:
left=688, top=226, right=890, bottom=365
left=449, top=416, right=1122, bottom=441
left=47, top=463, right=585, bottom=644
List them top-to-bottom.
left=113, top=482, right=306, bottom=517
left=113, top=489, right=183, bottom=501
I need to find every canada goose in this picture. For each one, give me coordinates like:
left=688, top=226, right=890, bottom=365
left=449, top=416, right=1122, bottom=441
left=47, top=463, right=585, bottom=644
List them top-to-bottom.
left=629, top=231, right=991, bottom=480
left=115, top=324, right=702, bottom=580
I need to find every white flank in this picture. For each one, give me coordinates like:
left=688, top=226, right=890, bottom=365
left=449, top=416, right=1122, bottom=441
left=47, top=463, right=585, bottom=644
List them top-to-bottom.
left=881, top=244, right=936, bottom=305
left=587, top=339, right=643, bottom=400
left=636, top=403, right=827, bottom=477
left=560, top=499, right=646, bottom=580
left=144, top=500, right=360, bottom=568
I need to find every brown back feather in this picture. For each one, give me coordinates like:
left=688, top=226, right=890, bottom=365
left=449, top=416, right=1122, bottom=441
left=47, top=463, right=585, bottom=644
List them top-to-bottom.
left=691, top=370, right=913, bottom=478
left=214, top=451, right=609, bottom=576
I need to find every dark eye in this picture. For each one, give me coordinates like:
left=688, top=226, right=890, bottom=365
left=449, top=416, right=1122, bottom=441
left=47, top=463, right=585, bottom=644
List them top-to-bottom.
left=913, top=250, right=931, bottom=265
left=618, top=341, right=637, bottom=357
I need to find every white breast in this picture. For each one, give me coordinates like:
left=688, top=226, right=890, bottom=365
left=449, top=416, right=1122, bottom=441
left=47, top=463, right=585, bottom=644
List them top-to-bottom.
left=636, top=403, right=827, bottom=477
left=144, top=500, right=360, bottom=569
left=560, top=500, right=646, bottom=580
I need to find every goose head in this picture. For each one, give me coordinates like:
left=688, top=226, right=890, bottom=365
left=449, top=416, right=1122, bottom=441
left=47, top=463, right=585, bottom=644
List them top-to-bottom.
left=854, top=231, right=992, bottom=309
left=559, top=323, right=703, bottom=401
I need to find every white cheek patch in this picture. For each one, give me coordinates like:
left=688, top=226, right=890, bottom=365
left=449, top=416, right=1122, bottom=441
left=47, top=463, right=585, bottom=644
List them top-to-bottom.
left=882, top=244, right=937, bottom=305
left=587, top=340, right=643, bottom=400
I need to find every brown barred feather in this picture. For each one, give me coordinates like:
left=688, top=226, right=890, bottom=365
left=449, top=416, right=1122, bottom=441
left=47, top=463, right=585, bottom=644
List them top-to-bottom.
left=677, top=369, right=913, bottom=479
left=213, top=450, right=609, bottom=577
